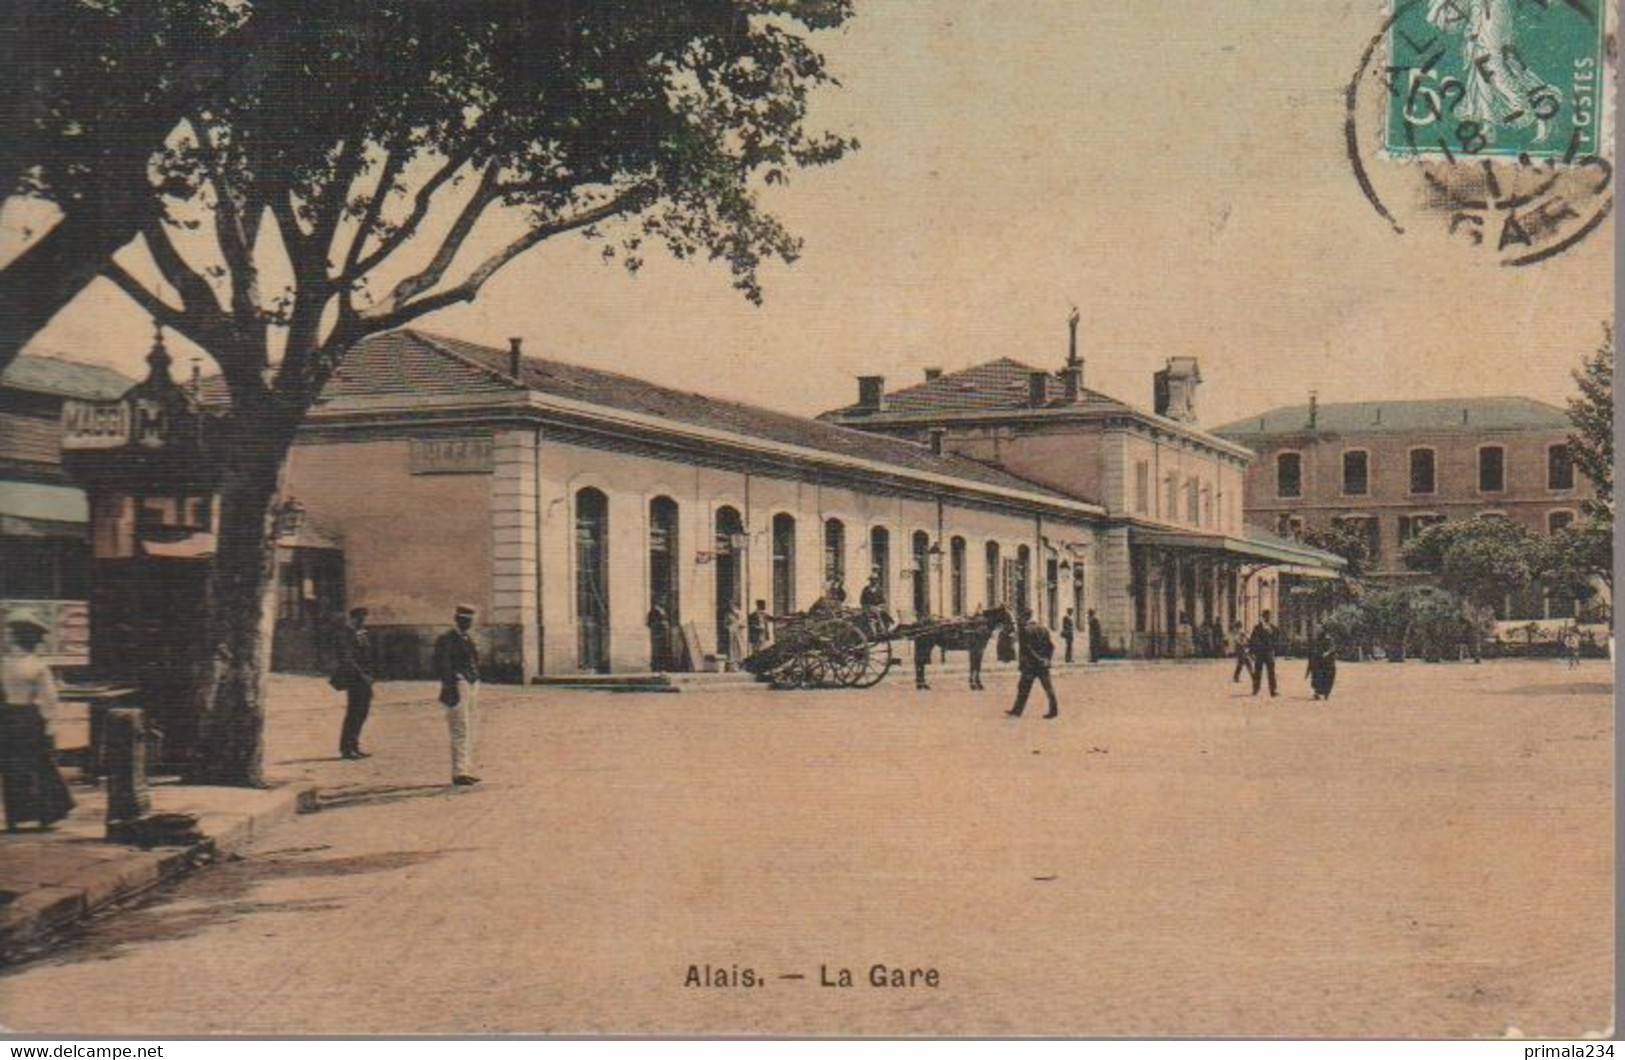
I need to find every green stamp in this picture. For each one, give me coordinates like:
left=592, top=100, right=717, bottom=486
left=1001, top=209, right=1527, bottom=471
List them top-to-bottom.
left=1384, top=0, right=1607, bottom=160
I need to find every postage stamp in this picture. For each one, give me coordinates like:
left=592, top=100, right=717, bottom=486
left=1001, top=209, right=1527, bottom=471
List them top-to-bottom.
left=1383, top=0, right=1608, bottom=161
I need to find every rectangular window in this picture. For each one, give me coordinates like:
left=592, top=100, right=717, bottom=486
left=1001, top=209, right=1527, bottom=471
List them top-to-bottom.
left=1548, top=444, right=1575, bottom=490
left=1479, top=446, right=1505, bottom=492
left=1409, top=448, right=1436, bottom=495
left=1342, top=451, right=1369, bottom=496
left=1276, top=453, right=1302, bottom=499
left=1134, top=461, right=1150, bottom=514
left=1165, top=475, right=1179, bottom=519
left=1185, top=479, right=1199, bottom=524
left=1548, top=510, right=1575, bottom=535
left=1276, top=513, right=1304, bottom=539
left=1398, top=514, right=1444, bottom=545
left=1333, top=515, right=1381, bottom=564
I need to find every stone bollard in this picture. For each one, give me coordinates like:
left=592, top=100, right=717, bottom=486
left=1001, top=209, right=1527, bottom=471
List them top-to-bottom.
left=103, top=708, right=151, bottom=826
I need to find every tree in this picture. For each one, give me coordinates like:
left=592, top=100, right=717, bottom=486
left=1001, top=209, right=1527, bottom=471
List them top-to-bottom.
left=0, top=1, right=303, bottom=368
left=76, top=1, right=855, bottom=785
left=1567, top=320, right=1613, bottom=517
left=1403, top=517, right=1540, bottom=610
left=1538, top=518, right=1613, bottom=601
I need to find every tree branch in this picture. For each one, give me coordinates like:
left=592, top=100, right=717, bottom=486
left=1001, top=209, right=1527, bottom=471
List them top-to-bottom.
left=312, top=136, right=367, bottom=260
left=339, top=145, right=407, bottom=279
left=345, top=147, right=472, bottom=281
left=371, top=164, right=499, bottom=310
left=359, top=186, right=654, bottom=334
left=140, top=213, right=231, bottom=336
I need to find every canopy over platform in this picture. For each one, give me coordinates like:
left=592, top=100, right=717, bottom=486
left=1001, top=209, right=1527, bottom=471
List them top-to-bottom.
left=1128, top=525, right=1346, bottom=578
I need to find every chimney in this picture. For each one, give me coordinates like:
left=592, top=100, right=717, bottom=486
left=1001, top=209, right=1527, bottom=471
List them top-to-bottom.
left=1062, top=306, right=1084, bottom=403
left=507, top=337, right=524, bottom=380
left=1154, top=357, right=1201, bottom=423
left=924, top=367, right=942, bottom=382
left=1028, top=370, right=1051, bottom=407
left=857, top=375, right=886, bottom=412
left=1308, top=391, right=1318, bottom=429
left=929, top=428, right=946, bottom=455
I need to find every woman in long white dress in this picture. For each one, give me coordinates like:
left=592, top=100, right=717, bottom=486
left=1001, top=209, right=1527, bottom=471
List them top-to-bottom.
left=1, top=612, right=74, bottom=831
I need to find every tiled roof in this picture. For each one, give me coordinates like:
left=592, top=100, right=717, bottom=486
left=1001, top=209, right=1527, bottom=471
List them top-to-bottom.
left=331, top=331, right=1097, bottom=507
left=2, top=355, right=134, bottom=400
left=819, top=358, right=1133, bottom=421
left=1212, top=397, right=1571, bottom=439
left=0, top=412, right=64, bottom=472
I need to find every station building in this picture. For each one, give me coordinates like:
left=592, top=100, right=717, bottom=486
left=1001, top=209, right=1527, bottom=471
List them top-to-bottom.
left=277, top=330, right=1110, bottom=680
left=818, top=332, right=1344, bottom=656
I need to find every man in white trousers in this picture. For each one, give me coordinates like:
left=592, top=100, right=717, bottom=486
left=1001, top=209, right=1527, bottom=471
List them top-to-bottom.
left=432, top=603, right=482, bottom=786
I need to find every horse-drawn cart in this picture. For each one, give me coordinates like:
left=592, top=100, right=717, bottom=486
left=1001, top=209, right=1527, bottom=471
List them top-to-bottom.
left=741, top=605, right=1014, bottom=691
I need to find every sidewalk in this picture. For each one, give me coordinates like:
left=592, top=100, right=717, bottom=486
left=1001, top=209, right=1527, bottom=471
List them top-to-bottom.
left=0, top=770, right=316, bottom=964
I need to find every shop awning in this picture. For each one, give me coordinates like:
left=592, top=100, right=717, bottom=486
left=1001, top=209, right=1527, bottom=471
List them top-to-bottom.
left=0, top=481, right=88, bottom=538
left=1128, top=525, right=1346, bottom=577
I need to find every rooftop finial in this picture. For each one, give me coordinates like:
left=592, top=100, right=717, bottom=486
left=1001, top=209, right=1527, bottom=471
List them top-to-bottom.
left=146, top=321, right=173, bottom=382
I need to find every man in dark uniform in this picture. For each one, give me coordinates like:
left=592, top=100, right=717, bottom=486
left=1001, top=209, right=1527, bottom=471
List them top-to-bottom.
left=859, top=571, right=893, bottom=634
left=748, top=599, right=773, bottom=652
left=646, top=603, right=670, bottom=672
left=432, top=604, right=481, bottom=785
left=335, top=606, right=375, bottom=759
left=1086, top=608, right=1104, bottom=663
left=1061, top=609, right=1076, bottom=663
left=1248, top=609, right=1281, bottom=698
left=1006, top=610, right=1059, bottom=720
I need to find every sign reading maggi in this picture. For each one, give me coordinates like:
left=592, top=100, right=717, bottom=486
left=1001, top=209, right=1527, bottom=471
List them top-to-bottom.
left=61, top=399, right=132, bottom=449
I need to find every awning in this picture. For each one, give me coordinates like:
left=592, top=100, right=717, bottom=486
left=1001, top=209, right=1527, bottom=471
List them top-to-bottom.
left=0, top=481, right=89, bottom=538
left=1128, top=525, right=1346, bottom=576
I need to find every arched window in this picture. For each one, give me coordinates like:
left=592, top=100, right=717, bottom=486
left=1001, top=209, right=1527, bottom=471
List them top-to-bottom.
left=575, top=487, right=610, bottom=673
left=649, top=496, right=680, bottom=624
left=772, top=513, right=796, bottom=615
left=823, top=518, right=846, bottom=597
left=869, top=526, right=891, bottom=603
left=911, top=530, right=931, bottom=618
left=950, top=536, right=967, bottom=616
left=985, top=541, right=1001, bottom=607
left=1015, top=544, right=1032, bottom=613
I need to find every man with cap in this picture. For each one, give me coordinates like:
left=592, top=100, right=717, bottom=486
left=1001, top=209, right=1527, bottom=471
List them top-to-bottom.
left=432, top=604, right=482, bottom=785
left=334, top=606, right=375, bottom=760
left=1006, top=608, right=1060, bottom=720
left=1, top=610, right=74, bottom=831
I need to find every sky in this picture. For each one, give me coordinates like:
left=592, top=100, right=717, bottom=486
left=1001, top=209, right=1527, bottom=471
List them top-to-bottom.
left=7, top=0, right=1614, bottom=429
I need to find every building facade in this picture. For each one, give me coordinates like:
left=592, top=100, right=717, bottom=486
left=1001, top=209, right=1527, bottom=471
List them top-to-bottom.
left=278, top=331, right=1109, bottom=680
left=818, top=335, right=1343, bottom=656
left=1, top=354, right=133, bottom=666
left=1212, top=396, right=1596, bottom=619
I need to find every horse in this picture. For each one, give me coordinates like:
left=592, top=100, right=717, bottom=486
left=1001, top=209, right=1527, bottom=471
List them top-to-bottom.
left=912, top=604, right=1016, bottom=691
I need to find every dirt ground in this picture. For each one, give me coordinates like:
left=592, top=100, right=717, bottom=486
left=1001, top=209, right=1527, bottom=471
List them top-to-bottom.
left=0, top=658, right=1612, bottom=1037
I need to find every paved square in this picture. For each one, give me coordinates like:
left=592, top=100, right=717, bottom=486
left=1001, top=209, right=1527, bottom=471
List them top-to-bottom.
left=0, top=659, right=1612, bottom=1037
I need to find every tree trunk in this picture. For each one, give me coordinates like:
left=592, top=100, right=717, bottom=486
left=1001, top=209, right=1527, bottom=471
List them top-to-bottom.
left=0, top=206, right=142, bottom=372
left=186, top=412, right=291, bottom=787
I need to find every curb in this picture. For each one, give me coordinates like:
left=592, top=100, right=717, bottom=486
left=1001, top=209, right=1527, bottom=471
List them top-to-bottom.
left=0, top=780, right=317, bottom=966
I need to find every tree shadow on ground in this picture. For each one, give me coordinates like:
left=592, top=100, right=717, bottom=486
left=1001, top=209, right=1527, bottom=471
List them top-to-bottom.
left=1487, top=682, right=1614, bottom=697
left=313, top=783, right=465, bottom=812
left=1, top=840, right=476, bottom=971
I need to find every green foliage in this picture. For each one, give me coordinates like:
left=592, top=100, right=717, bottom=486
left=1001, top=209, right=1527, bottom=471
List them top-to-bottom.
left=1567, top=320, right=1613, bottom=516
left=1538, top=514, right=1613, bottom=597
left=1402, top=515, right=1540, bottom=609
left=1300, top=523, right=1370, bottom=579
left=1320, top=603, right=1368, bottom=648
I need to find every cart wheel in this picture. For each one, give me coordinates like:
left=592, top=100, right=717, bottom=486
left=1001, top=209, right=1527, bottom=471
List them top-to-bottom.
left=845, top=634, right=892, bottom=689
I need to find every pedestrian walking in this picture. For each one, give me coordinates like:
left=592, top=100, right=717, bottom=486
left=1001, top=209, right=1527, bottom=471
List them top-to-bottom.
left=432, top=603, right=482, bottom=786
left=334, top=606, right=375, bottom=759
left=1086, top=608, right=1103, bottom=663
left=1061, top=609, right=1076, bottom=663
left=1006, top=610, right=1059, bottom=720
left=1248, top=610, right=1280, bottom=697
left=1, top=611, right=74, bottom=832
left=1230, top=618, right=1252, bottom=684
left=1563, top=626, right=1582, bottom=669
left=1306, top=627, right=1338, bottom=700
